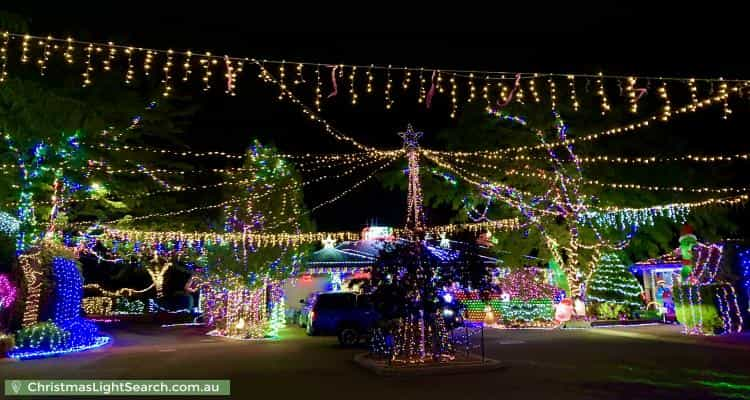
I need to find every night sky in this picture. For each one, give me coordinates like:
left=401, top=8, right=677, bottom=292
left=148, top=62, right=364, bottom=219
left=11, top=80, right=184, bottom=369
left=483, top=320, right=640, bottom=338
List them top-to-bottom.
left=5, top=4, right=750, bottom=232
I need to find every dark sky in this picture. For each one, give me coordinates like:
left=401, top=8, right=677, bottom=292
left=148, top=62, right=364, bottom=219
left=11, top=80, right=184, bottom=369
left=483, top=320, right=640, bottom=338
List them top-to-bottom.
left=5, top=4, right=750, bottom=232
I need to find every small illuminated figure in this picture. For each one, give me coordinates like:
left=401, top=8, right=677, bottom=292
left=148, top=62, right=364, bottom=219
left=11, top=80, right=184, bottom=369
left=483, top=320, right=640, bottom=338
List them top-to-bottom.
left=554, top=298, right=575, bottom=325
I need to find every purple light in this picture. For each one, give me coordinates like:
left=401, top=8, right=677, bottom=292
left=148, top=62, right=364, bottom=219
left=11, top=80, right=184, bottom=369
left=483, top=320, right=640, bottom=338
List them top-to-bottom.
left=0, top=274, right=17, bottom=309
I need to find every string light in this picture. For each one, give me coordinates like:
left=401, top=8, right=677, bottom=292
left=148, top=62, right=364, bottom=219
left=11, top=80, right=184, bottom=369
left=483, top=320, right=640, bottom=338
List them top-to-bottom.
left=0, top=32, right=9, bottom=83
left=4, top=32, right=747, bottom=85
left=19, top=34, right=30, bottom=63
left=35, top=37, right=51, bottom=75
left=63, top=37, right=74, bottom=64
left=103, top=41, right=116, bottom=72
left=81, top=43, right=93, bottom=87
left=124, top=47, right=135, bottom=84
left=143, top=49, right=154, bottom=77
left=162, top=49, right=173, bottom=97
left=182, top=50, right=193, bottom=82
left=201, top=52, right=213, bottom=91
left=255, top=61, right=401, bottom=155
left=278, top=61, right=290, bottom=100
left=293, top=62, right=304, bottom=85
left=314, top=64, right=322, bottom=111
left=365, top=64, right=374, bottom=95
left=385, top=65, right=393, bottom=109
left=349, top=66, right=358, bottom=105
left=402, top=67, right=411, bottom=91
left=596, top=72, right=610, bottom=114
left=467, top=73, right=476, bottom=102
left=450, top=74, right=458, bottom=118
left=482, top=75, right=490, bottom=108
left=528, top=75, right=540, bottom=103
left=567, top=75, right=579, bottom=111
left=626, top=76, right=638, bottom=113
left=515, top=78, right=525, bottom=103
left=548, top=78, right=557, bottom=110
left=687, top=78, right=699, bottom=110
left=659, top=81, right=671, bottom=121
left=720, top=82, right=732, bottom=120
left=425, top=88, right=734, bottom=158
left=400, top=126, right=425, bottom=230
left=575, top=153, right=750, bottom=164
left=283, top=158, right=397, bottom=223
left=598, top=194, right=749, bottom=213
left=0, top=210, right=20, bottom=235
left=19, top=251, right=43, bottom=327
left=586, top=252, right=643, bottom=307
left=0, top=273, right=17, bottom=309
left=83, top=283, right=154, bottom=297
left=82, top=297, right=113, bottom=316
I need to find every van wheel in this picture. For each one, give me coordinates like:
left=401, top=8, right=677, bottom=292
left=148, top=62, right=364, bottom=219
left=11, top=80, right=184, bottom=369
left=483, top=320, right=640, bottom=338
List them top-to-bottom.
left=338, top=328, right=359, bottom=346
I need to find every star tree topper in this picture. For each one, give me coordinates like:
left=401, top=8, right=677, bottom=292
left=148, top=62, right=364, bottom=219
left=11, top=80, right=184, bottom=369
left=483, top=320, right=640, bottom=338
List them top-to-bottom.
left=398, top=124, right=423, bottom=149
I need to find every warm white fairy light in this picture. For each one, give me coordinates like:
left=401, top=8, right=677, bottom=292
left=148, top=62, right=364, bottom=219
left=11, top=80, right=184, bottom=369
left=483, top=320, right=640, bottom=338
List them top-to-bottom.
left=0, top=31, right=10, bottom=82
left=20, top=34, right=30, bottom=63
left=36, top=37, right=51, bottom=75
left=63, top=37, right=74, bottom=64
left=103, top=41, right=116, bottom=71
left=82, top=43, right=93, bottom=87
left=124, top=47, right=135, bottom=84
left=143, top=49, right=154, bottom=76
left=162, top=49, right=173, bottom=97
left=182, top=50, right=193, bottom=82
left=200, top=52, right=212, bottom=91
left=277, top=60, right=286, bottom=100
left=254, top=61, right=401, bottom=155
left=294, top=63, right=304, bottom=85
left=315, top=64, right=322, bottom=111
left=366, top=64, right=374, bottom=94
left=385, top=65, right=393, bottom=109
left=349, top=66, right=358, bottom=105
left=402, top=67, right=411, bottom=91
left=418, top=68, right=426, bottom=103
left=596, top=72, right=610, bottom=114
left=450, top=73, right=458, bottom=118
left=468, top=73, right=476, bottom=102
left=528, top=75, right=540, bottom=103
left=567, top=75, right=579, bottom=111
left=482, top=76, right=490, bottom=107
left=626, top=76, right=638, bottom=113
left=548, top=78, right=557, bottom=110
left=688, top=78, right=699, bottom=110
left=515, top=79, right=525, bottom=103
left=659, top=81, right=671, bottom=121
left=719, top=82, right=732, bottom=120
left=425, top=88, right=733, bottom=158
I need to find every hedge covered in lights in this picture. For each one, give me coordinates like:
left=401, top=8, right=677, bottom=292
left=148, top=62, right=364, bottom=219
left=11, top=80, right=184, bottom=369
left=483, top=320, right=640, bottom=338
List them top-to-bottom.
left=462, top=299, right=554, bottom=323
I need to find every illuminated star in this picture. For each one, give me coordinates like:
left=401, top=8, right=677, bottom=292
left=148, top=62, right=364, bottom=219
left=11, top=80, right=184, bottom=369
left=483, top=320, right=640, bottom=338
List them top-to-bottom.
left=398, top=124, right=423, bottom=149
left=322, top=235, right=336, bottom=249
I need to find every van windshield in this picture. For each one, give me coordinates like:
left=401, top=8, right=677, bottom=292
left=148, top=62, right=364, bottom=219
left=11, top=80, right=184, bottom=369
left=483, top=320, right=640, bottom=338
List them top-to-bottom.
left=315, top=294, right=356, bottom=310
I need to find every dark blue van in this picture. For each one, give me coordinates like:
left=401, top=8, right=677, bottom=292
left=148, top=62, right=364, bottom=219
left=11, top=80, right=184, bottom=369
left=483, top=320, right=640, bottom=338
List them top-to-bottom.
left=305, top=292, right=378, bottom=346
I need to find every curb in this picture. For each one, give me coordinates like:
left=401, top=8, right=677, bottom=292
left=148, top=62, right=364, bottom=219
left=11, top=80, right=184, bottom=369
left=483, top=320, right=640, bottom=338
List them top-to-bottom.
left=353, top=353, right=505, bottom=376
